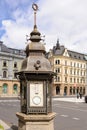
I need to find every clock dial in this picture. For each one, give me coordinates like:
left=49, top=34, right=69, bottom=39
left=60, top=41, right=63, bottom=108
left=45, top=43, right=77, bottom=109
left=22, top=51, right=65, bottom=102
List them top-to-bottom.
left=30, top=82, right=43, bottom=107
left=33, top=96, right=41, bottom=105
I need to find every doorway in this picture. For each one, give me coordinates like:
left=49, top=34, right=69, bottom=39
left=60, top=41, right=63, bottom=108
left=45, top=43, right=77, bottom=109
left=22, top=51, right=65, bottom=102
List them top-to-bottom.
left=56, top=86, right=60, bottom=95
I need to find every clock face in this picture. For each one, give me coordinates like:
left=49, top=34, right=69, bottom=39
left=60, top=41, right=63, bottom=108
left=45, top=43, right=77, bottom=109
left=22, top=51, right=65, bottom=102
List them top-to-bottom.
left=30, top=82, right=43, bottom=107
left=32, top=96, right=41, bottom=105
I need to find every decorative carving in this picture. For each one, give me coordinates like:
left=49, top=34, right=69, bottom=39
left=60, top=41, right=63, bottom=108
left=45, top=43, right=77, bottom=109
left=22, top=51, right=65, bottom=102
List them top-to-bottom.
left=34, top=60, right=41, bottom=70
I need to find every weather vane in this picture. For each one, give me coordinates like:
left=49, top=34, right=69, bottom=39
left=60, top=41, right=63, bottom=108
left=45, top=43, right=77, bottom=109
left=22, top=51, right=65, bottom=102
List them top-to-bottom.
left=32, top=3, right=38, bottom=28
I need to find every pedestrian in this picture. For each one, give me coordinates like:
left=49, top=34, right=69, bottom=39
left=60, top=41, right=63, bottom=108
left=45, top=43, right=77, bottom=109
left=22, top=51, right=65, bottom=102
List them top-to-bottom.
left=79, top=92, right=82, bottom=99
left=77, top=93, right=79, bottom=99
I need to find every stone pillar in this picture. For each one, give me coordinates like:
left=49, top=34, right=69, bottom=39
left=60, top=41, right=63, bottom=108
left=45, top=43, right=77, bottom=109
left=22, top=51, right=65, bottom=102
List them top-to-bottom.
left=16, top=112, right=56, bottom=130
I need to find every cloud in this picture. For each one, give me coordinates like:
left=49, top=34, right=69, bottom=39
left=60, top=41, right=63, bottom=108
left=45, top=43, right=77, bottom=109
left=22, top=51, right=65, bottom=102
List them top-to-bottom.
left=0, top=0, right=87, bottom=53
left=1, top=20, right=32, bottom=49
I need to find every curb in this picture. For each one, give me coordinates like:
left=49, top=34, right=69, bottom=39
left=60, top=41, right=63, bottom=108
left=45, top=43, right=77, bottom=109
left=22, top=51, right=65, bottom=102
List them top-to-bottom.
left=53, top=97, right=85, bottom=103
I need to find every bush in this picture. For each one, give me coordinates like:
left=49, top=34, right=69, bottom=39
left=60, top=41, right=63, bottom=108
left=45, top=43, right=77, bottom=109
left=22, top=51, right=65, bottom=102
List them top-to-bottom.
left=85, top=95, right=87, bottom=103
left=0, top=124, right=4, bottom=130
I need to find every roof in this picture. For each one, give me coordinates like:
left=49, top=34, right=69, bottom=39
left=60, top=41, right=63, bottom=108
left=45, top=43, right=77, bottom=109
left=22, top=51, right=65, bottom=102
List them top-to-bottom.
left=52, top=40, right=65, bottom=55
left=0, top=41, right=25, bottom=56
left=49, top=41, right=87, bottom=61
left=68, top=50, right=86, bottom=60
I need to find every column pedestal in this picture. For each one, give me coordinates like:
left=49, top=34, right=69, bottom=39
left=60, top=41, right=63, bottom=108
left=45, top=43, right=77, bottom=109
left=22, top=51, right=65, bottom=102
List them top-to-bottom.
left=16, top=112, right=56, bottom=130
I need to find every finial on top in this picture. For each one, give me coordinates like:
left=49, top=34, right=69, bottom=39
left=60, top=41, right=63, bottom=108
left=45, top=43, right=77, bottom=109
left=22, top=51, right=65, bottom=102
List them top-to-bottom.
left=32, top=3, right=38, bottom=28
left=32, top=3, right=38, bottom=11
left=56, top=39, right=60, bottom=49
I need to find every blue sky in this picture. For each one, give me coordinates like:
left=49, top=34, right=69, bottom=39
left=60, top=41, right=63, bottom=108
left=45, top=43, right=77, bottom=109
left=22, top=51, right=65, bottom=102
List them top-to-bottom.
left=0, top=0, right=87, bottom=53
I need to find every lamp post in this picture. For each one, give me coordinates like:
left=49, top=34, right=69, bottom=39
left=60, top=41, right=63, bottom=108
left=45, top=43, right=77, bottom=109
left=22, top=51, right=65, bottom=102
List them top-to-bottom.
left=16, top=3, right=56, bottom=130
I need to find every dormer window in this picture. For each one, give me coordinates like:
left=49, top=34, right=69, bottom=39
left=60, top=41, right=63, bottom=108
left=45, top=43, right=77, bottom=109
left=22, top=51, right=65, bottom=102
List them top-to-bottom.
left=74, top=55, right=76, bottom=58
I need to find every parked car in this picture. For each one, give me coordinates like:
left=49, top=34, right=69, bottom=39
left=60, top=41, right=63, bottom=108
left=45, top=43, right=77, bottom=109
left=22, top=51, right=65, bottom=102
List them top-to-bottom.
left=85, top=95, right=87, bottom=103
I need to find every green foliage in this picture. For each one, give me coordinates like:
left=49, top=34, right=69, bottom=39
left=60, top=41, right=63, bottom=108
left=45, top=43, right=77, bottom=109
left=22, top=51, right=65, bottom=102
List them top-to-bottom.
left=0, top=124, right=4, bottom=130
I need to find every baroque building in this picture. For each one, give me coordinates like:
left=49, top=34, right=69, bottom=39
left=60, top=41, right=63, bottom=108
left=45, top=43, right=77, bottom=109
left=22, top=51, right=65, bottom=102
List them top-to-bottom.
left=48, top=40, right=87, bottom=96
left=0, top=41, right=25, bottom=97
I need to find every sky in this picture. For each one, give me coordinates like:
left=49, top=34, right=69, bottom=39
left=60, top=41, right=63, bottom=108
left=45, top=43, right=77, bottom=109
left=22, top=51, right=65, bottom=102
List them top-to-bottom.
left=0, top=0, right=87, bottom=53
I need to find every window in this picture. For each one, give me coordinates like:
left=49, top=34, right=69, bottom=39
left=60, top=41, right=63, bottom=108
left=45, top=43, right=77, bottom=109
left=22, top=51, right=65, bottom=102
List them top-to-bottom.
left=74, top=55, right=76, bottom=58
left=55, top=60, right=60, bottom=64
left=65, top=60, right=67, bottom=65
left=3, top=61, right=7, bottom=67
left=14, top=62, right=17, bottom=68
left=70, top=62, right=72, bottom=66
left=74, top=62, right=76, bottom=67
left=77, top=63, right=79, bottom=68
left=80, top=64, right=82, bottom=68
left=84, top=64, right=85, bottom=68
left=55, top=68, right=60, bottom=73
left=65, top=68, right=67, bottom=74
left=70, top=69, right=72, bottom=75
left=74, top=69, right=76, bottom=75
left=77, top=70, right=79, bottom=75
left=3, top=71, right=7, bottom=78
left=81, top=71, right=82, bottom=76
left=84, top=71, right=85, bottom=76
left=14, top=72, right=16, bottom=78
left=55, top=76, right=60, bottom=82
left=58, top=77, right=60, bottom=82
left=65, top=77, right=67, bottom=83
left=70, top=78, right=72, bottom=83
left=74, top=78, right=76, bottom=83
left=77, top=78, right=79, bottom=83
left=80, top=78, right=82, bottom=83
left=3, top=84, right=8, bottom=94
left=13, top=84, right=18, bottom=94
left=56, top=86, right=60, bottom=95
left=64, top=86, right=67, bottom=95
left=70, top=87, right=72, bottom=95
left=73, top=87, right=75, bottom=95
left=83, top=87, right=85, bottom=95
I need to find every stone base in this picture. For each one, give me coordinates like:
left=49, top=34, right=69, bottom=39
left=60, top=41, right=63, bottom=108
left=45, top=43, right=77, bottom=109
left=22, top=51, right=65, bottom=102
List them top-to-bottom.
left=16, top=112, right=56, bottom=130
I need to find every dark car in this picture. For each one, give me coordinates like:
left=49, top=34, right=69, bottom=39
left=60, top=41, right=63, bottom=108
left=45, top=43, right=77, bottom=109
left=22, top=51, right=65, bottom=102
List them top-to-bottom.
left=85, top=95, right=87, bottom=103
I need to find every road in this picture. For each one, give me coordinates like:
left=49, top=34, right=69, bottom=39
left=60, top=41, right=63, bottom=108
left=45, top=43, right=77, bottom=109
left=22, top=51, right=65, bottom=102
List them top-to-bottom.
left=0, top=99, right=87, bottom=130
left=0, top=99, right=20, bottom=129
left=53, top=100, right=87, bottom=130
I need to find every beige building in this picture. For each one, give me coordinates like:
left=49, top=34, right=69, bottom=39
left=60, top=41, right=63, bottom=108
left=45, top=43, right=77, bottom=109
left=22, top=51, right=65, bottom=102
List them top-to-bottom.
left=1, top=39, right=87, bottom=97
left=48, top=40, right=87, bottom=96
left=0, top=41, right=25, bottom=97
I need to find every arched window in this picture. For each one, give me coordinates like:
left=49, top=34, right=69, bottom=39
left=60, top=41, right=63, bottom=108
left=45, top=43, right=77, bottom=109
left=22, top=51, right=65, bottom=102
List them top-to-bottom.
left=55, top=60, right=60, bottom=64
left=3, top=71, right=7, bottom=78
left=3, top=84, right=8, bottom=94
left=13, top=84, right=18, bottom=94
left=64, top=86, right=67, bottom=95
left=70, top=87, right=72, bottom=95
left=73, top=87, right=75, bottom=95
left=80, top=87, right=82, bottom=93
left=83, top=87, right=85, bottom=95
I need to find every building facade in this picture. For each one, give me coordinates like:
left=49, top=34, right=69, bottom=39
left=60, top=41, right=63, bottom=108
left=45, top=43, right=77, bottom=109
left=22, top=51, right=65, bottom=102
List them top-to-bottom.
left=48, top=40, right=87, bottom=96
left=0, top=41, right=25, bottom=97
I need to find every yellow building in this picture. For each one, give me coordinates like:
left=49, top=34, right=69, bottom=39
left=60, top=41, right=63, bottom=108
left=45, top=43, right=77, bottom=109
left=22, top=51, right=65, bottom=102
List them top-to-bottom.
left=48, top=40, right=87, bottom=96
left=0, top=41, right=25, bottom=97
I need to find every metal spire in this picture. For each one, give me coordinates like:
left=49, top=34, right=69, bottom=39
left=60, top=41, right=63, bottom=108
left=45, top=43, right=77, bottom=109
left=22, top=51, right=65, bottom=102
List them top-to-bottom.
left=32, top=3, right=38, bottom=28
